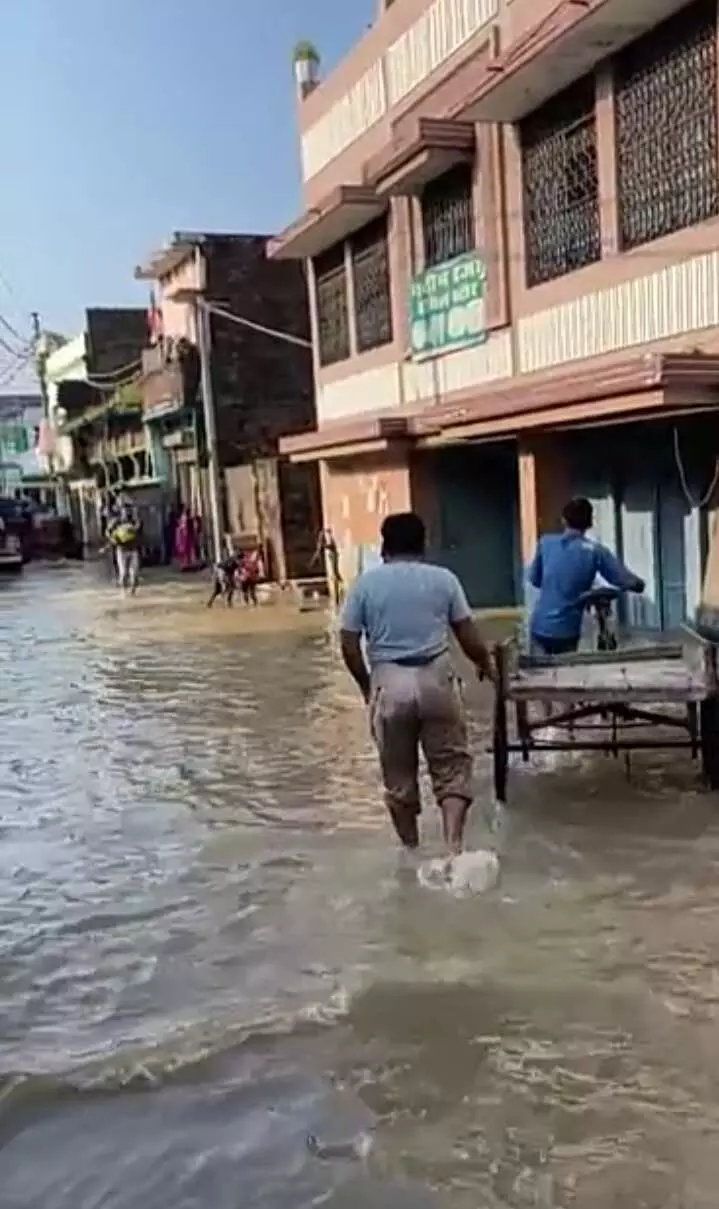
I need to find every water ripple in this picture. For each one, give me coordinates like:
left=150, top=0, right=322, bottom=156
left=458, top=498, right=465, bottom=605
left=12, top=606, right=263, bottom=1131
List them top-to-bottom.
left=2, top=568, right=719, bottom=1206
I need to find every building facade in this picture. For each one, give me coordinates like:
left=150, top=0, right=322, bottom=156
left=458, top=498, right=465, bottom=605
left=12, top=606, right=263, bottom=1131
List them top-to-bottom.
left=271, top=0, right=719, bottom=628
left=135, top=232, right=320, bottom=580
left=44, top=309, right=154, bottom=548
left=0, top=394, right=51, bottom=500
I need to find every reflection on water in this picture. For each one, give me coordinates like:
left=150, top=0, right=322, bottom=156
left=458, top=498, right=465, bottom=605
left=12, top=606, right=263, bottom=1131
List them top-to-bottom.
left=1, top=567, right=719, bottom=1206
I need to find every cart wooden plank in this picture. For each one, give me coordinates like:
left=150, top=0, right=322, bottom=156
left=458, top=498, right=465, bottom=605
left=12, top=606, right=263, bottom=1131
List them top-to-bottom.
left=516, top=642, right=685, bottom=669
left=508, top=657, right=708, bottom=704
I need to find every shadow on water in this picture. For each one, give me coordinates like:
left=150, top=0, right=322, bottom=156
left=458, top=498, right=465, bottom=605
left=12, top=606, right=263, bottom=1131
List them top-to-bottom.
left=2, top=567, right=719, bottom=1206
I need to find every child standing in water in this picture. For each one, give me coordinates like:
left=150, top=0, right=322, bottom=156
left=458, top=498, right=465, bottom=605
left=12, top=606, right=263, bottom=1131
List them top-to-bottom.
left=238, top=547, right=262, bottom=605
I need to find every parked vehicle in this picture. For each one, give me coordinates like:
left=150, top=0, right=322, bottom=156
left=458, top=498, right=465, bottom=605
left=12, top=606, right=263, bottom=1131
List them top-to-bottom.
left=0, top=498, right=32, bottom=562
left=0, top=525, right=22, bottom=573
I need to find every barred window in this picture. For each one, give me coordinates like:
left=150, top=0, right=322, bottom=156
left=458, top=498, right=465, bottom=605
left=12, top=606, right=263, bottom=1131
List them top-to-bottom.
left=615, top=0, right=719, bottom=252
left=520, top=76, right=601, bottom=287
left=421, top=162, right=475, bottom=269
left=351, top=215, right=393, bottom=353
left=314, top=245, right=350, bottom=367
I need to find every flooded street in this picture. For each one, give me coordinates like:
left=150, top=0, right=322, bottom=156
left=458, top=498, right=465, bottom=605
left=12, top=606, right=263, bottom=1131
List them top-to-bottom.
left=3, top=567, right=719, bottom=1207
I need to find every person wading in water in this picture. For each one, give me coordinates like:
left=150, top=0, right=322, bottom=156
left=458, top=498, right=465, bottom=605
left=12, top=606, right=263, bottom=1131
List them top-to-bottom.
left=106, top=504, right=142, bottom=594
left=339, top=511, right=493, bottom=856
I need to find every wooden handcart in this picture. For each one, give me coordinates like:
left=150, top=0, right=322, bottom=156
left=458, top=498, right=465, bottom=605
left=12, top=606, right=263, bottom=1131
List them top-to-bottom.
left=491, top=510, right=719, bottom=803
left=491, top=636, right=719, bottom=803
left=493, top=638, right=719, bottom=807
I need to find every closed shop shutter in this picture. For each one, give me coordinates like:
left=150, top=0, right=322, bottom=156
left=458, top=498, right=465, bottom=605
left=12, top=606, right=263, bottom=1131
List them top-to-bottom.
left=619, top=481, right=661, bottom=630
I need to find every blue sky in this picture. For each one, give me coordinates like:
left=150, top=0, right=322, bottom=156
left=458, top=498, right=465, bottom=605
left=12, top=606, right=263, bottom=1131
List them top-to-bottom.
left=0, top=0, right=373, bottom=386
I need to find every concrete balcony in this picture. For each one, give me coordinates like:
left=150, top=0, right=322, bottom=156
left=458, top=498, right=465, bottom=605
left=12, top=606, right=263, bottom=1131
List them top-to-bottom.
left=298, top=0, right=500, bottom=196
left=460, top=0, right=693, bottom=122
left=141, top=340, right=200, bottom=422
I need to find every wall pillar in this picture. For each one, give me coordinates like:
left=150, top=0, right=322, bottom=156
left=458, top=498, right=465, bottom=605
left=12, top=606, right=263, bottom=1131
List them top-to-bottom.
left=595, top=65, right=620, bottom=257
left=389, top=197, right=413, bottom=357
left=344, top=241, right=358, bottom=357
left=517, top=434, right=572, bottom=565
left=409, top=451, right=441, bottom=553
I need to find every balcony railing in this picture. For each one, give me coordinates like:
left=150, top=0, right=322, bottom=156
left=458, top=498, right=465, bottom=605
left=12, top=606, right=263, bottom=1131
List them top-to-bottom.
left=87, top=428, right=147, bottom=463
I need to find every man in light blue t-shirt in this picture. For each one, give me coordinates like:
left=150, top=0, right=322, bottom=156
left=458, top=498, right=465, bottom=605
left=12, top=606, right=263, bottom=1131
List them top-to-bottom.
left=340, top=512, right=492, bottom=855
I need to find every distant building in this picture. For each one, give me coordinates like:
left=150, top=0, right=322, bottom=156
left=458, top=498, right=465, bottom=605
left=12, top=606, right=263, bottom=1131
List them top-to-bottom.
left=134, top=231, right=320, bottom=581
left=44, top=308, right=149, bottom=546
left=0, top=394, right=53, bottom=501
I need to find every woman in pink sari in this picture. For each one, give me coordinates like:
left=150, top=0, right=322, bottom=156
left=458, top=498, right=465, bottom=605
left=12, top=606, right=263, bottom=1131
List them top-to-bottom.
left=174, top=507, right=198, bottom=570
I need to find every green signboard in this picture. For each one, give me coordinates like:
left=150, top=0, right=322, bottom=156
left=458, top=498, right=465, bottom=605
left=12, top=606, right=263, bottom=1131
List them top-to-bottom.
left=409, top=252, right=487, bottom=360
left=0, top=422, right=31, bottom=456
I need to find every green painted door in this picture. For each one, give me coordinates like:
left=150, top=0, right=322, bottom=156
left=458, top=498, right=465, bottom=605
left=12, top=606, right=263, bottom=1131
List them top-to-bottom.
left=433, top=446, right=519, bottom=609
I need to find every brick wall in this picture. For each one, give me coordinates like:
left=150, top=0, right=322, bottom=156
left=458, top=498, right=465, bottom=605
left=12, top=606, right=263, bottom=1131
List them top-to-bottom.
left=198, top=235, right=319, bottom=579
left=204, top=235, right=314, bottom=460
left=86, top=308, right=148, bottom=377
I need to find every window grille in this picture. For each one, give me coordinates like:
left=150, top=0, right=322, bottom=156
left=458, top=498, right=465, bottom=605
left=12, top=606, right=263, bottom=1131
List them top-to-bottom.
left=615, top=0, right=719, bottom=251
left=520, top=76, right=601, bottom=287
left=421, top=162, right=475, bottom=269
left=351, top=215, right=393, bottom=353
left=314, top=245, right=350, bottom=367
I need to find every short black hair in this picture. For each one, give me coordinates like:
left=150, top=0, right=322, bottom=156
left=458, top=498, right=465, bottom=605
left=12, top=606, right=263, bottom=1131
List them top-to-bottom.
left=562, top=496, right=593, bottom=532
left=380, top=511, right=426, bottom=557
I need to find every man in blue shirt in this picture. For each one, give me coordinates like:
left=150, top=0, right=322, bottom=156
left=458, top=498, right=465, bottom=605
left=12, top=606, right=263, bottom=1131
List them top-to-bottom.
left=529, top=496, right=644, bottom=655
left=340, top=512, right=492, bottom=856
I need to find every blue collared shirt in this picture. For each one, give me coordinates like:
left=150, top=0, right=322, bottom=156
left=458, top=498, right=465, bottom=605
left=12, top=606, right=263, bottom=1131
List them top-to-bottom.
left=529, top=530, right=641, bottom=641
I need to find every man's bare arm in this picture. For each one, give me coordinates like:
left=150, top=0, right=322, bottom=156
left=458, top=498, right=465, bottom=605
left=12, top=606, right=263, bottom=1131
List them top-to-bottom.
left=451, top=618, right=493, bottom=679
left=340, top=630, right=371, bottom=701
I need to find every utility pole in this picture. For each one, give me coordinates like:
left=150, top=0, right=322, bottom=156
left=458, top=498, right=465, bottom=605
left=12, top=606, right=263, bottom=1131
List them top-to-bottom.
left=194, top=297, right=224, bottom=564
left=31, top=310, right=66, bottom=515
left=31, top=312, right=50, bottom=419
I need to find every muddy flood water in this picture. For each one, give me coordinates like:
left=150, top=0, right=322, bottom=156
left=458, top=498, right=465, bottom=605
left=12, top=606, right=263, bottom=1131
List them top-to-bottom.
left=3, top=565, right=719, bottom=1207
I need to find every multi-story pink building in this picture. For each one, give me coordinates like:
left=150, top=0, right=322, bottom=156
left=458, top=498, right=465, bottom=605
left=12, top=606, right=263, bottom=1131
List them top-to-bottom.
left=270, top=0, right=719, bottom=628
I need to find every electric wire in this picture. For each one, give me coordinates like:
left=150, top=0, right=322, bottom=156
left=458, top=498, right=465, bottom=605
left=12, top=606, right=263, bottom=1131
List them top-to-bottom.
left=203, top=301, right=312, bottom=349
left=0, top=355, right=33, bottom=391
left=84, top=357, right=142, bottom=381
left=673, top=425, right=719, bottom=510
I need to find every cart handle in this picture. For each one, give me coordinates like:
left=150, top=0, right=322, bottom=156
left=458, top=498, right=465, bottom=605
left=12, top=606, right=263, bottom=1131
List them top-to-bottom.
left=576, top=586, right=624, bottom=608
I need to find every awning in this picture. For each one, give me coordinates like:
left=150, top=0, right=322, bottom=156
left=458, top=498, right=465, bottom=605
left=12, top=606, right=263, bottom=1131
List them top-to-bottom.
left=451, top=0, right=691, bottom=123
left=366, top=118, right=475, bottom=197
left=267, top=185, right=385, bottom=261
left=279, top=352, right=719, bottom=461
left=413, top=353, right=719, bottom=444
left=280, top=414, right=413, bottom=463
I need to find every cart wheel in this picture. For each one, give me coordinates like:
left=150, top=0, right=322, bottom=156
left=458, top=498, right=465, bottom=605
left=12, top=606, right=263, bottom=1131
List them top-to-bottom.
left=492, top=645, right=509, bottom=803
left=700, top=696, right=719, bottom=790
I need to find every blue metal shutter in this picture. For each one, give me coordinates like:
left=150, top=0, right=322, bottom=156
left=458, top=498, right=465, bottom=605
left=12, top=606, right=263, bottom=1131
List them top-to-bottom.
left=619, top=481, right=660, bottom=630
left=657, top=484, right=688, bottom=630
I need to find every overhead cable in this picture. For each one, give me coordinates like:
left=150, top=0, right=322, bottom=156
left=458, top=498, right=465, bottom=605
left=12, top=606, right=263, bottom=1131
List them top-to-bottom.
left=203, top=301, right=312, bottom=350
left=0, top=311, right=28, bottom=346
left=0, top=332, right=29, bottom=361
left=0, top=355, right=32, bottom=391
left=85, top=357, right=142, bottom=381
